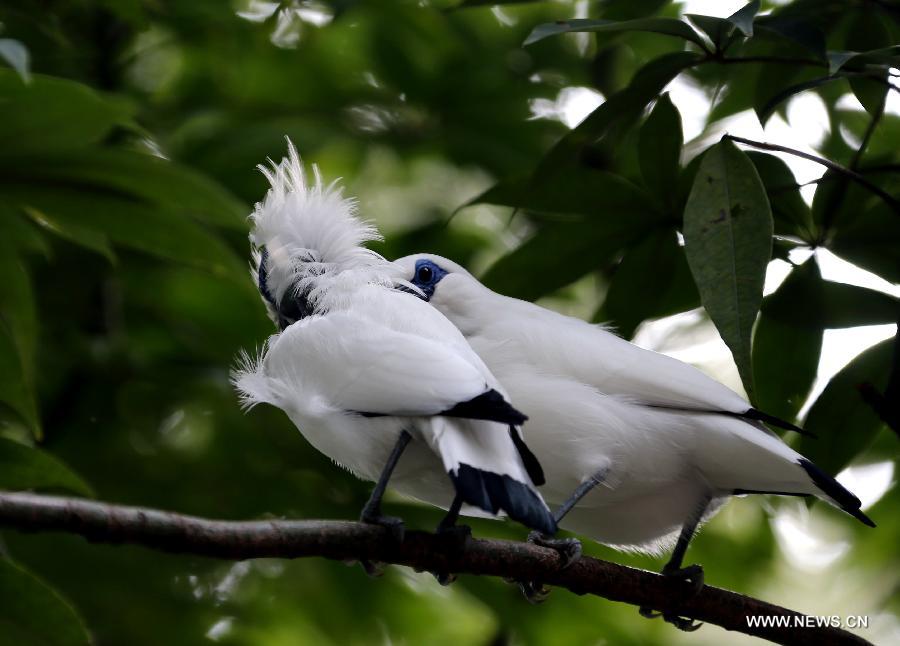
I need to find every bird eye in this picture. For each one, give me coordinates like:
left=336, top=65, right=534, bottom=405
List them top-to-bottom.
left=417, top=265, right=434, bottom=283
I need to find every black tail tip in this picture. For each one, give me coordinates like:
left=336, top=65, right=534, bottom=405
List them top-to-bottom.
left=799, top=459, right=876, bottom=528
left=450, top=464, right=556, bottom=535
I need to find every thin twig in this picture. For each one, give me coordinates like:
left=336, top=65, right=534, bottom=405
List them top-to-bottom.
left=723, top=135, right=900, bottom=215
left=0, top=492, right=873, bottom=646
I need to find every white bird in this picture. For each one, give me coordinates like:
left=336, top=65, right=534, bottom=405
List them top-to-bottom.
left=232, top=145, right=557, bottom=561
left=394, top=253, right=874, bottom=624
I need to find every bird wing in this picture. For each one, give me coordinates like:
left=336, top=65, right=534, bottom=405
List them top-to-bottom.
left=489, top=294, right=752, bottom=414
left=266, top=311, right=518, bottom=421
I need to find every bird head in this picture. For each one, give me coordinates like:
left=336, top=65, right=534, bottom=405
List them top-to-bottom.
left=249, top=139, right=403, bottom=329
left=394, top=253, right=486, bottom=328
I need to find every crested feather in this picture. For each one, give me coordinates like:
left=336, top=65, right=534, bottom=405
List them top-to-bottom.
left=249, top=139, right=415, bottom=314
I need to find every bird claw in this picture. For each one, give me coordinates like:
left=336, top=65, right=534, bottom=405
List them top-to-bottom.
left=359, top=512, right=405, bottom=543
left=428, top=523, right=470, bottom=585
left=436, top=523, right=471, bottom=545
left=527, top=531, right=583, bottom=569
left=513, top=532, right=582, bottom=603
left=359, top=559, right=386, bottom=578
left=639, top=563, right=705, bottom=628
left=662, top=563, right=705, bottom=596
left=519, top=580, right=551, bottom=604
left=638, top=606, right=661, bottom=619
left=665, top=615, right=704, bottom=632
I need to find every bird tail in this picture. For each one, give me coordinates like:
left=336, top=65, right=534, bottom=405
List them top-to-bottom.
left=697, top=415, right=876, bottom=527
left=426, top=418, right=556, bottom=535
left=798, top=459, right=876, bottom=527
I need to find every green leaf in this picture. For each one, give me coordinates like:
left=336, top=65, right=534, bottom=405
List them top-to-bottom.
left=726, top=0, right=760, bottom=37
left=845, top=12, right=891, bottom=116
left=685, top=15, right=731, bottom=50
left=524, top=17, right=708, bottom=49
left=0, top=39, right=30, bottom=83
left=534, top=51, right=700, bottom=181
left=827, top=51, right=857, bottom=75
left=0, top=71, right=132, bottom=155
left=756, top=75, right=840, bottom=126
left=638, top=93, right=682, bottom=213
left=683, top=139, right=773, bottom=397
left=11, top=149, right=247, bottom=230
left=746, top=152, right=813, bottom=240
left=471, top=170, right=657, bottom=218
left=0, top=186, right=246, bottom=282
left=829, top=202, right=900, bottom=283
left=20, top=206, right=116, bottom=262
left=482, top=210, right=655, bottom=301
left=598, top=228, right=699, bottom=338
left=0, top=244, right=40, bottom=438
left=753, top=260, right=823, bottom=422
left=761, top=268, right=899, bottom=329
left=0, top=321, right=39, bottom=438
left=796, top=339, right=893, bottom=474
left=0, top=438, right=93, bottom=496
left=0, top=558, right=91, bottom=646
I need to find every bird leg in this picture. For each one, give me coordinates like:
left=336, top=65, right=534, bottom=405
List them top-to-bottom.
left=358, top=430, right=412, bottom=576
left=518, top=470, right=606, bottom=603
left=432, top=493, right=471, bottom=586
left=638, top=493, right=710, bottom=631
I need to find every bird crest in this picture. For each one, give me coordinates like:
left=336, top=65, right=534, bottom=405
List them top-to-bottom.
left=248, top=138, right=405, bottom=325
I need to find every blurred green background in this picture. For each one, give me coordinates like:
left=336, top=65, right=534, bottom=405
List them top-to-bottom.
left=0, top=0, right=898, bottom=644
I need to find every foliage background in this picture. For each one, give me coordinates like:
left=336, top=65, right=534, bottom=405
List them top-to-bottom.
left=0, top=0, right=898, bottom=644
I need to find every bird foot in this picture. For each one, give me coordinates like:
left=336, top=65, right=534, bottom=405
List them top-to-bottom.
left=359, top=510, right=406, bottom=543
left=430, top=524, right=471, bottom=585
left=527, top=531, right=583, bottom=569
left=515, top=532, right=583, bottom=604
left=359, top=559, right=387, bottom=578
left=638, top=563, right=705, bottom=631
left=662, top=563, right=705, bottom=596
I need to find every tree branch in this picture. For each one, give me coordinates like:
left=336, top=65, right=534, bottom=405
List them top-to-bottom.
left=723, top=134, right=900, bottom=216
left=0, top=492, right=872, bottom=646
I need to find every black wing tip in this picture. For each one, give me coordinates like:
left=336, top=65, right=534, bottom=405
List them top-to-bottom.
left=441, top=389, right=528, bottom=426
left=743, top=408, right=817, bottom=438
left=798, top=459, right=876, bottom=528
left=450, top=464, right=556, bottom=535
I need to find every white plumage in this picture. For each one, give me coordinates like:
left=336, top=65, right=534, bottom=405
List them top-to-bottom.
left=233, top=143, right=556, bottom=536
left=395, top=253, right=874, bottom=557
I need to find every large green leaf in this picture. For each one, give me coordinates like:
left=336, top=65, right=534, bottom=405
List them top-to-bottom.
left=845, top=12, right=891, bottom=116
left=524, top=18, right=708, bottom=49
left=533, top=51, right=700, bottom=181
left=0, top=71, right=131, bottom=155
left=638, top=93, right=682, bottom=213
left=683, top=139, right=773, bottom=397
left=10, top=149, right=247, bottom=230
left=746, top=151, right=814, bottom=241
left=470, top=170, right=657, bottom=219
left=0, top=186, right=246, bottom=282
left=829, top=201, right=900, bottom=283
left=20, top=206, right=116, bottom=262
left=482, top=210, right=655, bottom=301
left=597, top=228, right=699, bottom=338
left=0, top=244, right=39, bottom=437
left=753, top=260, right=823, bottom=422
left=761, top=268, right=899, bottom=329
left=0, top=321, right=39, bottom=438
left=796, top=339, right=893, bottom=474
left=0, top=438, right=93, bottom=496
left=0, top=559, right=91, bottom=646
